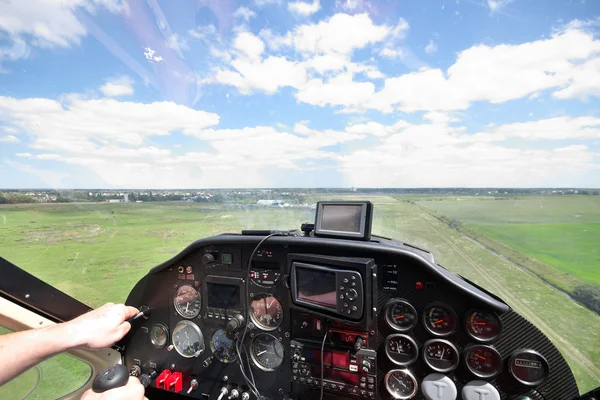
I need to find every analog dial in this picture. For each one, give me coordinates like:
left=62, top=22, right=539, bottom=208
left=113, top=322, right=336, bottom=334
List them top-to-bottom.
left=173, top=285, right=201, bottom=319
left=250, top=294, right=284, bottom=331
left=385, top=300, right=418, bottom=332
left=423, top=304, right=457, bottom=336
left=465, top=310, right=502, bottom=342
left=172, top=320, right=205, bottom=358
left=150, top=323, right=168, bottom=348
left=210, top=329, right=237, bottom=363
left=251, top=333, right=284, bottom=372
left=385, top=334, right=419, bottom=366
left=423, top=339, right=460, bottom=373
left=464, top=345, right=502, bottom=378
left=509, top=350, right=549, bottom=386
left=384, top=369, right=418, bottom=399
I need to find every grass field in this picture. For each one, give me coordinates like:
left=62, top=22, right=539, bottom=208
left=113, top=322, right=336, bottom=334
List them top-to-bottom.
left=416, top=196, right=600, bottom=294
left=0, top=197, right=599, bottom=397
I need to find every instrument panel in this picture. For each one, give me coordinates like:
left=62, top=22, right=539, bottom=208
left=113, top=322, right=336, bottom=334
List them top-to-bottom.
left=121, top=234, right=578, bottom=400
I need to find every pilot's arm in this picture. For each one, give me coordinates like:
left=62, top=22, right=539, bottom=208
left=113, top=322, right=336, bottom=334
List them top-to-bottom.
left=0, top=303, right=146, bottom=399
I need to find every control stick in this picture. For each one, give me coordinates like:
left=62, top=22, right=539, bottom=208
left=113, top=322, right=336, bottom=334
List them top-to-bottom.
left=92, top=364, right=157, bottom=393
left=92, top=364, right=129, bottom=393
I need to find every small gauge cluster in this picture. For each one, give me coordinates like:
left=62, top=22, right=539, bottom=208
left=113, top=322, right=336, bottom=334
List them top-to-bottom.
left=382, top=299, right=550, bottom=399
left=384, top=300, right=502, bottom=341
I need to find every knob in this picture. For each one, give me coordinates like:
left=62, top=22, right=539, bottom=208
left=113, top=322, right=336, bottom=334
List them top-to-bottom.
left=201, top=253, right=215, bottom=265
left=346, top=289, right=358, bottom=301
left=226, top=314, right=246, bottom=335
left=354, top=337, right=364, bottom=352
left=293, top=351, right=301, bottom=361
left=361, top=359, right=371, bottom=374
left=92, top=364, right=129, bottom=393
left=129, top=365, right=141, bottom=377
left=187, top=379, right=199, bottom=394
left=217, top=387, right=229, bottom=400
left=229, top=388, right=240, bottom=399
left=241, top=392, right=250, bottom=400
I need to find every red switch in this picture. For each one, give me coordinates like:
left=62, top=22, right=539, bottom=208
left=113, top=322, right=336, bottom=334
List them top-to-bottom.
left=156, top=370, right=171, bottom=389
left=166, top=372, right=183, bottom=392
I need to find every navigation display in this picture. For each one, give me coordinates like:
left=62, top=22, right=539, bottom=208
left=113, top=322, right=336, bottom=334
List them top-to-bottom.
left=321, top=204, right=363, bottom=233
left=296, top=266, right=337, bottom=309
left=207, top=282, right=241, bottom=309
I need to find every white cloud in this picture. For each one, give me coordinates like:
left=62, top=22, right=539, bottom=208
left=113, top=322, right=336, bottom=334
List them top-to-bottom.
left=0, top=0, right=127, bottom=71
left=288, top=0, right=321, bottom=16
left=335, top=0, right=372, bottom=13
left=234, top=7, right=257, bottom=22
left=271, top=13, right=391, bottom=55
left=188, top=25, right=218, bottom=40
left=297, top=28, right=600, bottom=113
left=233, top=32, right=265, bottom=61
left=165, top=33, right=189, bottom=52
left=425, top=39, right=438, bottom=55
left=144, top=47, right=164, bottom=63
left=379, top=48, right=402, bottom=59
left=303, top=53, right=348, bottom=73
left=214, top=56, right=307, bottom=94
left=296, top=73, right=375, bottom=110
left=99, top=76, right=134, bottom=97
left=423, top=111, right=459, bottom=124
left=486, top=116, right=600, bottom=141
left=0, top=135, right=19, bottom=143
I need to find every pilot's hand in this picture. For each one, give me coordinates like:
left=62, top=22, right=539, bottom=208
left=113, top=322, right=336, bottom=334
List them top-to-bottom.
left=64, top=303, right=139, bottom=349
left=80, top=376, right=147, bottom=400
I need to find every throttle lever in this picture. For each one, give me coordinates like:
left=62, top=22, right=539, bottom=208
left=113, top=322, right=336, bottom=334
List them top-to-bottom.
left=92, top=364, right=129, bottom=393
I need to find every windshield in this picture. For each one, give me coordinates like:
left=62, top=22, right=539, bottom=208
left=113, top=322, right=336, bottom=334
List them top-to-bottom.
left=0, top=0, right=599, bottom=396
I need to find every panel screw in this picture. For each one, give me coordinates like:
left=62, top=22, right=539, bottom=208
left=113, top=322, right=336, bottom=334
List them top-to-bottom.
left=372, top=273, right=377, bottom=278
left=249, top=293, right=254, bottom=298
left=25, top=294, right=30, bottom=298
left=39, top=321, right=43, bottom=325
left=370, top=330, right=375, bottom=336
left=285, top=332, right=290, bottom=338
left=170, top=364, right=175, bottom=370
left=223, top=375, right=229, bottom=382
left=278, top=388, right=284, bottom=394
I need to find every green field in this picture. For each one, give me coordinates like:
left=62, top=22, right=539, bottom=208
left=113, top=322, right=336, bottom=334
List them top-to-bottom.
left=416, top=196, right=600, bottom=297
left=0, top=198, right=599, bottom=397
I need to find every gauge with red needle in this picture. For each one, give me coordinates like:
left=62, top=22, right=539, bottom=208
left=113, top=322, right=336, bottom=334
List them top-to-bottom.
left=385, top=300, right=418, bottom=332
left=423, top=304, right=457, bottom=336
left=466, top=310, right=502, bottom=342
left=464, top=344, right=502, bottom=378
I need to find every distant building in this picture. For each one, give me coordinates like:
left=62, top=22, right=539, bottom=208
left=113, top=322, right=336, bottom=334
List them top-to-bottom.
left=124, top=193, right=129, bottom=203
left=257, top=200, right=286, bottom=207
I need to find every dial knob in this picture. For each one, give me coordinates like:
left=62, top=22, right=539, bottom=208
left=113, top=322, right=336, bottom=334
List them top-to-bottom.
left=201, top=253, right=215, bottom=265
left=346, top=289, right=358, bottom=301
left=354, top=337, right=365, bottom=351
left=361, top=359, right=371, bottom=374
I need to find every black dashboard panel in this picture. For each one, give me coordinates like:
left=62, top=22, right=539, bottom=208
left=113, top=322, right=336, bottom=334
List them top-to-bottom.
left=121, top=234, right=579, bottom=400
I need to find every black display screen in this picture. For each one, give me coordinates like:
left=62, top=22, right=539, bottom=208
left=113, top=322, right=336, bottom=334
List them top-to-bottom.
left=320, top=204, right=363, bottom=233
left=296, top=266, right=337, bottom=309
left=207, top=282, right=241, bottom=309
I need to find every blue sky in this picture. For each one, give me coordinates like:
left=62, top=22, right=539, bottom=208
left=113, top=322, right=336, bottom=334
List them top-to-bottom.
left=0, top=0, right=599, bottom=188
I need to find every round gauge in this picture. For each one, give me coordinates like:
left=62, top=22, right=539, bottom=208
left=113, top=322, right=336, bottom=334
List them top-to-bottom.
left=173, top=285, right=201, bottom=319
left=250, top=294, right=284, bottom=331
left=385, top=300, right=418, bottom=332
left=423, top=304, right=457, bottom=337
left=465, top=310, right=502, bottom=342
left=172, top=320, right=205, bottom=358
left=150, top=323, right=168, bottom=348
left=210, top=329, right=237, bottom=363
left=251, top=333, right=285, bottom=372
left=385, top=334, right=419, bottom=366
left=423, top=339, right=460, bottom=373
left=464, top=345, right=502, bottom=378
left=508, top=349, right=549, bottom=386
left=384, top=369, right=418, bottom=399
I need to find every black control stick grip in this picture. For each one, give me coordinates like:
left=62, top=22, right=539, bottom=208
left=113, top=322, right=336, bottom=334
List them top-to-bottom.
left=92, top=364, right=129, bottom=393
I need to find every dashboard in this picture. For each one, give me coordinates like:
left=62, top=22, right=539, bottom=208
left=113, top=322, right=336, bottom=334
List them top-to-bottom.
left=121, top=233, right=578, bottom=400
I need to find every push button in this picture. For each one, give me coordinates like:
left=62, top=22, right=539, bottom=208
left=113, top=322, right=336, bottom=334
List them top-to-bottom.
left=346, top=289, right=358, bottom=301
left=422, top=373, right=457, bottom=400
left=462, top=381, right=500, bottom=400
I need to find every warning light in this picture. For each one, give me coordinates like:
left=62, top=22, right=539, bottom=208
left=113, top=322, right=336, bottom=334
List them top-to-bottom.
left=415, top=281, right=424, bottom=291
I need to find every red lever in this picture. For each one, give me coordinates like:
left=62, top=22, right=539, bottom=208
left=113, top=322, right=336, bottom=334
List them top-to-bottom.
left=156, top=370, right=171, bottom=389
left=166, top=372, right=183, bottom=393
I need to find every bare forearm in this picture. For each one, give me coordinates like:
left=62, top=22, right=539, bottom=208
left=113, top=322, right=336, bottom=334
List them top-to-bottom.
left=0, top=323, right=75, bottom=385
